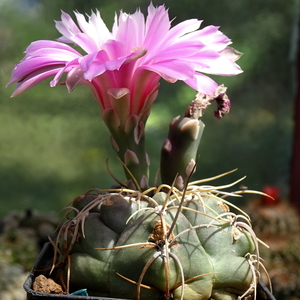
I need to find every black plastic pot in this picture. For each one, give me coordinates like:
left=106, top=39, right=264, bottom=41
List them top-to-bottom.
left=24, top=242, right=127, bottom=300
left=24, top=243, right=276, bottom=300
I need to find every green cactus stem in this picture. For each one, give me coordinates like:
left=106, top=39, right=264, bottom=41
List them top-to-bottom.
left=101, top=86, right=159, bottom=190
left=160, top=86, right=231, bottom=190
left=160, top=116, right=205, bottom=190
left=49, top=171, right=270, bottom=300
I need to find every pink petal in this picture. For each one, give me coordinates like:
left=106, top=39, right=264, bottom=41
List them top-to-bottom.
left=144, top=4, right=171, bottom=50
left=129, top=9, right=146, bottom=47
left=89, top=10, right=112, bottom=45
left=55, top=11, right=81, bottom=39
left=74, top=11, right=110, bottom=49
left=74, top=11, right=94, bottom=35
left=115, top=11, right=140, bottom=52
left=56, top=12, right=99, bottom=53
left=166, top=19, right=203, bottom=41
left=198, top=25, right=232, bottom=49
left=64, top=32, right=99, bottom=53
left=102, top=39, right=125, bottom=61
left=25, top=40, right=81, bottom=56
left=149, top=40, right=204, bottom=62
left=26, top=47, right=80, bottom=61
left=186, top=49, right=221, bottom=70
left=80, top=50, right=122, bottom=80
left=201, top=56, right=243, bottom=76
left=8, top=58, right=65, bottom=84
left=50, top=59, right=79, bottom=87
left=81, top=59, right=108, bottom=81
left=142, top=60, right=195, bottom=81
left=10, top=66, right=62, bottom=96
left=65, top=66, right=85, bottom=92
left=184, top=73, right=218, bottom=95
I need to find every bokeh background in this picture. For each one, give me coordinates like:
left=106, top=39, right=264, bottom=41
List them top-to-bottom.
left=0, top=0, right=299, bottom=299
left=1, top=0, right=295, bottom=216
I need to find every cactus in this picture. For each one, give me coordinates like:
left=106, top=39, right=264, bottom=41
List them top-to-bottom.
left=7, top=4, right=272, bottom=300
left=50, top=171, right=270, bottom=300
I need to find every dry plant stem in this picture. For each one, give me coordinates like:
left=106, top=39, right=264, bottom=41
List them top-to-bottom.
left=116, top=157, right=143, bottom=192
left=106, top=159, right=129, bottom=189
left=166, top=164, right=196, bottom=241
left=189, top=168, right=239, bottom=185
left=161, top=175, right=178, bottom=211
left=196, top=175, right=246, bottom=191
left=166, top=187, right=186, bottom=242
left=161, top=217, right=171, bottom=296
left=235, top=222, right=260, bottom=270
left=169, top=223, right=226, bottom=247
left=96, top=242, right=157, bottom=251
left=136, top=252, right=161, bottom=300
left=168, top=252, right=185, bottom=300
left=239, top=254, right=259, bottom=300
left=67, top=255, right=71, bottom=294
left=114, top=272, right=159, bottom=291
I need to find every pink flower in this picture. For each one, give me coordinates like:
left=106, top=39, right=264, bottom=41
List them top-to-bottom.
left=7, top=3, right=242, bottom=127
left=7, top=4, right=243, bottom=188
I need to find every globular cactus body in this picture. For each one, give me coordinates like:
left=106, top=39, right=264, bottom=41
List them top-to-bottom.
left=54, top=179, right=263, bottom=300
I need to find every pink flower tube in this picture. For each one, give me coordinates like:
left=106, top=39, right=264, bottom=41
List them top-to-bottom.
left=7, top=3, right=242, bottom=188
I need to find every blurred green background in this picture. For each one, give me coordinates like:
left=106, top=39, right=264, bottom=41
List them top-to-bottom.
left=0, top=0, right=295, bottom=217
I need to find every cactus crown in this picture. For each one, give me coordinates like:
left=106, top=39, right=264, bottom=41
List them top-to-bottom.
left=50, top=170, right=271, bottom=300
